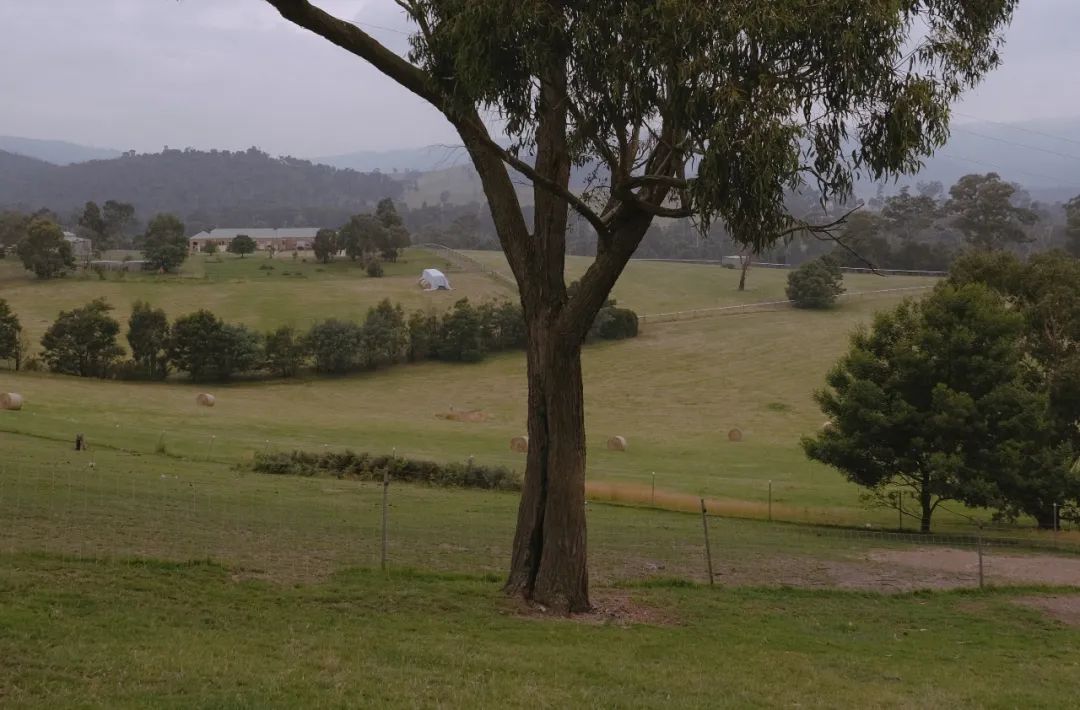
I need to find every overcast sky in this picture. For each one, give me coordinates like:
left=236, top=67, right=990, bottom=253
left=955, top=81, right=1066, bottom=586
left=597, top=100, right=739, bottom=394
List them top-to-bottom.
left=1, top=0, right=1078, bottom=158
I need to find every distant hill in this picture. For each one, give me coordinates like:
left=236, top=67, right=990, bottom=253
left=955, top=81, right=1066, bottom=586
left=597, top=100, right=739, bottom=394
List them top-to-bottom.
left=0, top=136, right=122, bottom=165
left=315, top=145, right=470, bottom=173
left=0, top=147, right=404, bottom=232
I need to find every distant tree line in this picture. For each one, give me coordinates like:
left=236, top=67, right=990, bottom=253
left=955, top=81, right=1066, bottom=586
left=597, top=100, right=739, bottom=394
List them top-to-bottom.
left=0, top=146, right=403, bottom=234
left=1, top=296, right=638, bottom=382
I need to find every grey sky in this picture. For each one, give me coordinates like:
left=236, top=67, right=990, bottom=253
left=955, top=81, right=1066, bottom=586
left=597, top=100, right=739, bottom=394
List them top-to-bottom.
left=1, top=0, right=1078, bottom=157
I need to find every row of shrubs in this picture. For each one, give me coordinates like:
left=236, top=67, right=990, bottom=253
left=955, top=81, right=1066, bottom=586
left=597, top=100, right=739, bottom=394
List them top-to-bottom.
left=0, top=292, right=638, bottom=382
left=252, top=449, right=522, bottom=491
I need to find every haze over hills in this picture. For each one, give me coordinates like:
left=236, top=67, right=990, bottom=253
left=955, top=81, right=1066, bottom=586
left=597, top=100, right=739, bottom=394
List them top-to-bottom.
left=3, top=116, right=1080, bottom=219
left=0, top=135, right=122, bottom=165
left=0, top=147, right=403, bottom=232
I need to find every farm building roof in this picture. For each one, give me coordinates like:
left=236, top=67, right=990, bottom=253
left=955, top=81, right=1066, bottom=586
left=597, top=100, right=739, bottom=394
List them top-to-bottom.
left=188, top=227, right=320, bottom=241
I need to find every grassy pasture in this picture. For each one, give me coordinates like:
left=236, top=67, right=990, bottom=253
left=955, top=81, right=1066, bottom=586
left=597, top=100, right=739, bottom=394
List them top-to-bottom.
left=0, top=249, right=507, bottom=345
left=2, top=250, right=1079, bottom=706
left=1, top=295, right=945, bottom=527
left=1, top=432, right=1079, bottom=707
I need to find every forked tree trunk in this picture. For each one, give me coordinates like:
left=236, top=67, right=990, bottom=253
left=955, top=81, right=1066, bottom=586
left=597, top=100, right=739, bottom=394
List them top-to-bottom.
left=738, top=254, right=751, bottom=291
left=504, top=311, right=590, bottom=611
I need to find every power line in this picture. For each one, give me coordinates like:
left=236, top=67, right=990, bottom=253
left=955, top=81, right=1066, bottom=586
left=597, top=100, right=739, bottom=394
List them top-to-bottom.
left=952, top=111, right=1080, bottom=148
left=951, top=126, right=1080, bottom=164
left=935, top=151, right=1072, bottom=185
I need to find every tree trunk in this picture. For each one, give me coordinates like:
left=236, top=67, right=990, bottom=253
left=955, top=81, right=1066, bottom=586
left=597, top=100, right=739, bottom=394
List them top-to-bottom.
left=738, top=254, right=751, bottom=291
left=504, top=317, right=590, bottom=612
left=919, top=486, right=933, bottom=534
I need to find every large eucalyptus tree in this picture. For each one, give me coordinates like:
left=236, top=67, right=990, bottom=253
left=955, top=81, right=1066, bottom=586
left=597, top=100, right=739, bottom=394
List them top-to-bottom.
left=261, top=0, right=1017, bottom=611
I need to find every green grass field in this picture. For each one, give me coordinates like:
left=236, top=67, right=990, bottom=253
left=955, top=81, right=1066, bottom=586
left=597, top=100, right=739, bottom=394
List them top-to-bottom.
left=0, top=248, right=1019, bottom=528
left=3, top=248, right=1078, bottom=706
left=2, top=431, right=1080, bottom=706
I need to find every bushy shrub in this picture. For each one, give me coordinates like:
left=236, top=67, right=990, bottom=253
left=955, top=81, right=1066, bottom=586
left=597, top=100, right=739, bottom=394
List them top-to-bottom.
left=366, top=258, right=384, bottom=277
left=786, top=258, right=845, bottom=309
left=41, top=298, right=123, bottom=378
left=435, top=298, right=485, bottom=362
left=361, top=299, right=409, bottom=368
left=478, top=300, right=527, bottom=351
left=589, top=306, right=638, bottom=341
left=407, top=309, right=440, bottom=362
left=168, top=310, right=263, bottom=381
left=305, top=319, right=362, bottom=374
left=264, top=325, right=307, bottom=377
left=252, top=449, right=521, bottom=491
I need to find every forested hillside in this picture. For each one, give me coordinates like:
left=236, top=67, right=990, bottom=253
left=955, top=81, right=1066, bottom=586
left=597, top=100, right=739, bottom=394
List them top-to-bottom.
left=0, top=147, right=403, bottom=232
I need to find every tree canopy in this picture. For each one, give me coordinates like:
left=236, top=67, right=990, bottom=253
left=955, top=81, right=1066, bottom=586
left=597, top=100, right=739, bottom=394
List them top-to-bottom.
left=263, top=0, right=1018, bottom=612
left=946, top=173, right=1037, bottom=251
left=142, top=213, right=189, bottom=272
left=16, top=217, right=74, bottom=279
left=228, top=234, right=257, bottom=258
left=803, top=283, right=1035, bottom=532
left=40, top=298, right=123, bottom=378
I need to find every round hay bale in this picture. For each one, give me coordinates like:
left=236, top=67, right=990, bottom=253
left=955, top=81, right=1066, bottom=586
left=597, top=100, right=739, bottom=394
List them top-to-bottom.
left=0, top=392, right=24, bottom=411
left=195, top=393, right=216, bottom=407
left=821, top=420, right=834, bottom=432
left=727, top=428, right=743, bottom=442
left=510, top=435, right=529, bottom=454
left=606, top=435, right=628, bottom=452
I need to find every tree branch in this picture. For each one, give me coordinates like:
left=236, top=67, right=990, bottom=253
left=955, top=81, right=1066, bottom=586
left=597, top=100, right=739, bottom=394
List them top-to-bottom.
left=263, top=0, right=442, bottom=107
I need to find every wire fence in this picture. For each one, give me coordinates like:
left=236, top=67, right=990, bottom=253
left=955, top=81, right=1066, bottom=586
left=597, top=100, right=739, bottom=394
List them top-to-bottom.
left=416, top=243, right=517, bottom=288
left=636, top=286, right=933, bottom=325
left=2, top=445, right=1078, bottom=593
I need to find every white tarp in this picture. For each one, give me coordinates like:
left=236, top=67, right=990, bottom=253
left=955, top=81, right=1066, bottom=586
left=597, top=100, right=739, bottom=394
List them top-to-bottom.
left=419, top=268, right=452, bottom=291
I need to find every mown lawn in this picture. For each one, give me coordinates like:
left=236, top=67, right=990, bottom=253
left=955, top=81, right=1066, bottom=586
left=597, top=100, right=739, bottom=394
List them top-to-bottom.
left=1, top=553, right=1077, bottom=708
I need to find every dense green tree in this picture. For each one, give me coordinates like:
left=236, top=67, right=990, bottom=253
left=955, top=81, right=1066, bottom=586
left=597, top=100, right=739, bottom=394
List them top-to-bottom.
left=263, top=0, right=1018, bottom=610
left=946, top=173, right=1037, bottom=251
left=881, top=187, right=939, bottom=243
left=375, top=198, right=410, bottom=261
left=102, top=200, right=137, bottom=247
left=77, top=201, right=106, bottom=249
left=0, top=210, right=30, bottom=251
left=141, top=213, right=189, bottom=272
left=338, top=214, right=385, bottom=262
left=16, top=217, right=74, bottom=279
left=312, top=228, right=337, bottom=263
left=228, top=234, right=257, bottom=258
left=947, top=251, right=1080, bottom=525
left=786, top=258, right=845, bottom=309
left=803, top=284, right=1036, bottom=532
left=0, top=298, right=22, bottom=369
left=41, top=298, right=123, bottom=378
left=361, top=299, right=409, bottom=368
left=435, top=299, right=485, bottom=363
left=127, top=301, right=170, bottom=379
left=477, top=301, right=527, bottom=351
left=407, top=309, right=440, bottom=362
left=168, top=310, right=262, bottom=381
left=304, top=319, right=362, bottom=374
left=264, top=325, right=307, bottom=377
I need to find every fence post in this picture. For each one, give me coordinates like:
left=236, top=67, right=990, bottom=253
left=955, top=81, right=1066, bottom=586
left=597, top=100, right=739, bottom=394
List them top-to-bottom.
left=381, top=467, right=390, bottom=572
left=767, top=480, right=773, bottom=522
left=700, top=498, right=714, bottom=586
left=1053, top=502, right=1060, bottom=548
left=977, top=533, right=984, bottom=590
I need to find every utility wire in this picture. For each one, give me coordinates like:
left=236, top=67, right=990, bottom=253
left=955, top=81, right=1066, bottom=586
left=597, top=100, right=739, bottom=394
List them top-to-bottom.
left=952, top=111, right=1080, bottom=148
left=951, top=126, right=1080, bottom=164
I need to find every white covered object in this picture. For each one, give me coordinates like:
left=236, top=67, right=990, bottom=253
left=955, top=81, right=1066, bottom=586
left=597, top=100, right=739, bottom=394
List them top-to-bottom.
left=419, top=268, right=452, bottom=291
